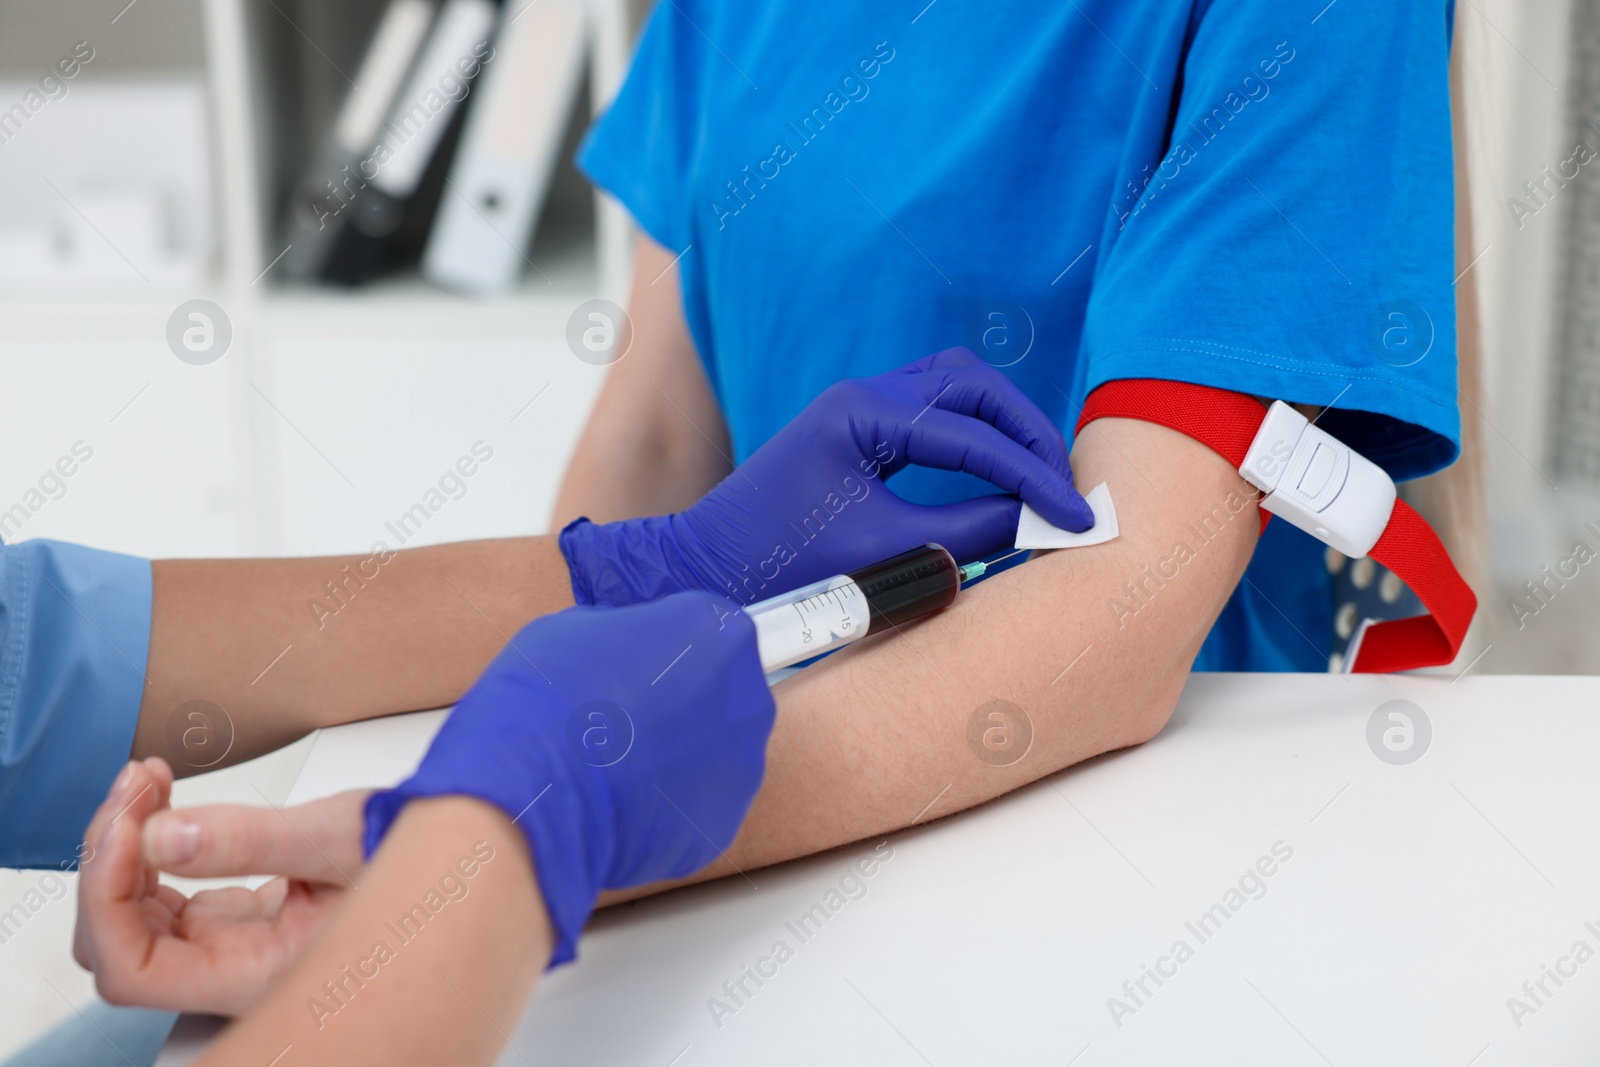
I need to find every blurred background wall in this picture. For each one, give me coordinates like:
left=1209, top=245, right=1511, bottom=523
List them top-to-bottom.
left=1454, top=0, right=1600, bottom=672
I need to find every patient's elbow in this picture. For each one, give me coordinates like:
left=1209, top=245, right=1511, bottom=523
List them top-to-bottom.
left=1030, top=660, right=1189, bottom=774
left=1110, top=663, right=1189, bottom=752
left=1127, top=678, right=1183, bottom=746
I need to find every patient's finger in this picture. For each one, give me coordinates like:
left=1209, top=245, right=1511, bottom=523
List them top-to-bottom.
left=146, top=757, right=174, bottom=808
left=140, top=758, right=174, bottom=898
left=75, top=759, right=177, bottom=968
left=75, top=760, right=139, bottom=969
left=80, top=760, right=151, bottom=870
left=76, top=763, right=169, bottom=974
left=143, top=790, right=369, bottom=886
left=83, top=807, right=212, bottom=1010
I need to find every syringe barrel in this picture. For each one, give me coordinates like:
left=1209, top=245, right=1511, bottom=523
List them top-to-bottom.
left=851, top=543, right=960, bottom=634
left=743, top=544, right=961, bottom=673
left=745, top=574, right=871, bottom=673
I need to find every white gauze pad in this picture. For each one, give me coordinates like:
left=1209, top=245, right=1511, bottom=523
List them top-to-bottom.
left=1015, top=481, right=1119, bottom=550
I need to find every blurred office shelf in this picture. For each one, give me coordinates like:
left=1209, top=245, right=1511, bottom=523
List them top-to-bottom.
left=0, top=0, right=646, bottom=582
left=0, top=0, right=641, bottom=319
left=0, top=0, right=632, bottom=292
left=231, top=0, right=635, bottom=304
left=259, top=209, right=602, bottom=334
left=0, top=215, right=601, bottom=340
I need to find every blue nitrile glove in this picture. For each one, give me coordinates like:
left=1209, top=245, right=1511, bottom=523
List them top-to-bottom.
left=560, top=346, right=1093, bottom=607
left=363, top=591, right=773, bottom=967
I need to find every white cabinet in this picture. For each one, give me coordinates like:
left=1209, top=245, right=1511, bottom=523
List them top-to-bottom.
left=0, top=310, right=252, bottom=558
left=257, top=319, right=608, bottom=555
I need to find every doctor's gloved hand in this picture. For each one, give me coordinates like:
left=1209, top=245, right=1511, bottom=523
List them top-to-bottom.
left=560, top=346, right=1092, bottom=607
left=362, top=591, right=774, bottom=967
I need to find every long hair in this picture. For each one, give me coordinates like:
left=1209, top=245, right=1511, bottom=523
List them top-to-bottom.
left=1404, top=21, right=1491, bottom=661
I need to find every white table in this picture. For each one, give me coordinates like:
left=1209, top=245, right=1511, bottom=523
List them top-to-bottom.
left=161, top=673, right=1600, bottom=1065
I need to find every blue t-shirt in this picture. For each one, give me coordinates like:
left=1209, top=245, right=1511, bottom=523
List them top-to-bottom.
left=580, top=0, right=1460, bottom=671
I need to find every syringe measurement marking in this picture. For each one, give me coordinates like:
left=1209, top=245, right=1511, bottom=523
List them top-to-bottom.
left=788, top=585, right=864, bottom=645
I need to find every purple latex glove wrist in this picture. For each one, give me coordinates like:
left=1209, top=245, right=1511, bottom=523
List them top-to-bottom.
left=363, top=592, right=774, bottom=968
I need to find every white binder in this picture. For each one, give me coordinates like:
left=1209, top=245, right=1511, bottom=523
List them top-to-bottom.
left=422, top=0, right=587, bottom=295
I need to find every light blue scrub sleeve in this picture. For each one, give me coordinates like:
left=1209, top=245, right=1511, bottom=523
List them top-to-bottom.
left=1081, top=0, right=1460, bottom=482
left=0, top=540, right=151, bottom=869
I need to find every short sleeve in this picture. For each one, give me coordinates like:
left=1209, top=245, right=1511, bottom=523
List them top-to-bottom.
left=577, top=0, right=707, bottom=254
left=1081, top=0, right=1459, bottom=481
left=0, top=539, right=151, bottom=868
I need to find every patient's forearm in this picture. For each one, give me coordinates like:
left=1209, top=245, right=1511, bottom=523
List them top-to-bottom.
left=611, top=417, right=1258, bottom=896
left=133, top=537, right=574, bottom=773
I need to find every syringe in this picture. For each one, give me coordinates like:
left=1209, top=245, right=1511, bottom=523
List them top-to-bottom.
left=744, top=543, right=1001, bottom=673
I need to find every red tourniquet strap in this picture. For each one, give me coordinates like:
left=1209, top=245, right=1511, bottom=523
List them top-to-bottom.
left=1076, top=379, right=1477, bottom=674
left=1076, top=379, right=1268, bottom=466
left=1077, top=379, right=1272, bottom=534
left=1353, top=499, right=1477, bottom=673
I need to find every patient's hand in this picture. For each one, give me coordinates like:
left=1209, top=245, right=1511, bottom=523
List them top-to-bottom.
left=73, top=756, right=369, bottom=1015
